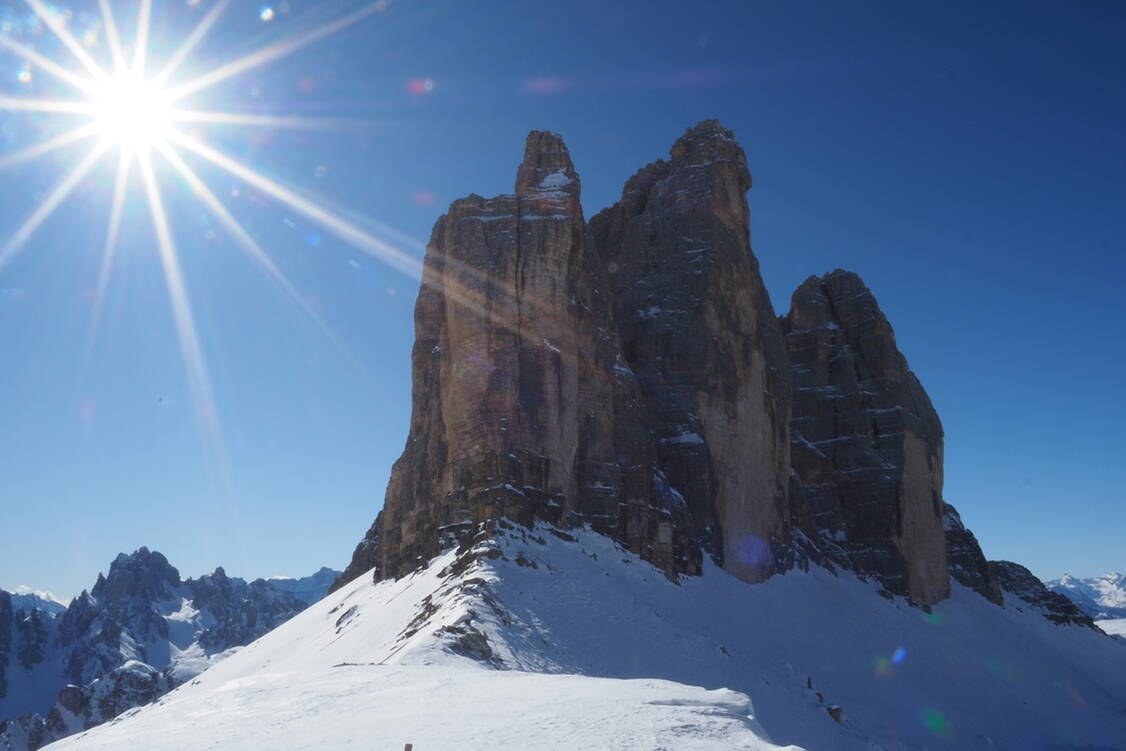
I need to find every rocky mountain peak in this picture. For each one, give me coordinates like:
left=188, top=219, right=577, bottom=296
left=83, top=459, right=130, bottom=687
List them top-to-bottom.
left=668, top=119, right=750, bottom=186
left=338, top=120, right=793, bottom=589
left=334, top=121, right=1040, bottom=610
left=514, top=130, right=578, bottom=198
left=785, top=269, right=949, bottom=603
left=92, top=548, right=180, bottom=606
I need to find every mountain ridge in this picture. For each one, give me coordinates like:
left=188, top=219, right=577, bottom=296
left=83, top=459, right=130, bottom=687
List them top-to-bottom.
left=0, top=551, right=338, bottom=751
left=1048, top=572, right=1126, bottom=620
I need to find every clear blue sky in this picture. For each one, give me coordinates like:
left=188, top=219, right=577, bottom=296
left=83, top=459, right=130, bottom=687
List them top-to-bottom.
left=0, top=0, right=1123, bottom=599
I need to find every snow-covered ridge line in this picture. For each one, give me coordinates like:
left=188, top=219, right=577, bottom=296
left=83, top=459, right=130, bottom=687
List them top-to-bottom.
left=48, top=521, right=1126, bottom=751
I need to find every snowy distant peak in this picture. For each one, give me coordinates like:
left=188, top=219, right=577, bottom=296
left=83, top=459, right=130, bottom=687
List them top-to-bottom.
left=265, top=567, right=340, bottom=606
left=1047, top=571, right=1126, bottom=619
left=8, top=587, right=66, bottom=617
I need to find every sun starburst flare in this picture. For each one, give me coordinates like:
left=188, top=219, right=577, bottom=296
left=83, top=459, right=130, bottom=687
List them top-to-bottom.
left=0, top=0, right=412, bottom=490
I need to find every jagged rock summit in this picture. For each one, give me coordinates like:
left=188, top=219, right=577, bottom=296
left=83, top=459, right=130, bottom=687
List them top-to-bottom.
left=337, top=120, right=965, bottom=606
left=783, top=270, right=949, bottom=604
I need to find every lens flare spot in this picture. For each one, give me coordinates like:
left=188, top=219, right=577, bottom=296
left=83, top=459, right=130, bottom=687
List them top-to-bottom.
left=259, top=7, right=275, bottom=22
left=17, top=64, right=32, bottom=84
left=522, top=76, right=573, bottom=95
left=407, top=77, right=434, bottom=94
left=412, top=189, right=436, bottom=207
left=80, top=398, right=97, bottom=425
left=736, top=535, right=770, bottom=568
left=891, top=646, right=908, bottom=664
left=873, top=656, right=892, bottom=677
left=921, top=708, right=952, bottom=738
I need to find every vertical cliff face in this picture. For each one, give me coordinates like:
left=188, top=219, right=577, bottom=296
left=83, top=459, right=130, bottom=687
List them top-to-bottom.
left=590, top=120, right=791, bottom=582
left=339, top=123, right=791, bottom=588
left=338, top=131, right=659, bottom=584
left=783, top=271, right=950, bottom=604
left=943, top=502, right=1003, bottom=605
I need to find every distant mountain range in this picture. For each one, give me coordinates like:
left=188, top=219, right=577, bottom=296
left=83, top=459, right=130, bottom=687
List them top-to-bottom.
left=0, top=549, right=338, bottom=751
left=1048, top=572, right=1126, bottom=620
left=5, top=590, right=65, bottom=619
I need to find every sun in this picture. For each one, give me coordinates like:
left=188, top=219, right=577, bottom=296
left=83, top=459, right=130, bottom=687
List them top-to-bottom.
left=0, top=0, right=409, bottom=483
left=89, top=72, right=172, bottom=153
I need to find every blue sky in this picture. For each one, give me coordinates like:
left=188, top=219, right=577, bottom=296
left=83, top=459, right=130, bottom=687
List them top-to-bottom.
left=0, top=0, right=1123, bottom=599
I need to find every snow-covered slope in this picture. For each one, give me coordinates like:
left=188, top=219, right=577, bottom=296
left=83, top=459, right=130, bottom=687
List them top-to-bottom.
left=50, top=523, right=1126, bottom=751
left=1049, top=572, right=1126, bottom=619
left=1099, top=619, right=1126, bottom=640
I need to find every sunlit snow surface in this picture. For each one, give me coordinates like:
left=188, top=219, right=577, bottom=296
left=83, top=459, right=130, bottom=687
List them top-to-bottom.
left=50, top=525, right=1126, bottom=750
left=1099, top=619, right=1126, bottom=638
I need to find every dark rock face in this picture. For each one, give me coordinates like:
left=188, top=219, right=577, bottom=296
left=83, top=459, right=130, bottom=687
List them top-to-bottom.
left=591, top=120, right=792, bottom=582
left=783, top=271, right=949, bottom=604
left=943, top=503, right=1003, bottom=605
left=989, top=561, right=1100, bottom=628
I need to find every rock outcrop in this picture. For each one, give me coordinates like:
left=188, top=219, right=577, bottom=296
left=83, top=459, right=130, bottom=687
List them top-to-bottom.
left=591, top=120, right=792, bottom=582
left=337, top=122, right=1000, bottom=611
left=339, top=122, right=792, bottom=589
left=338, top=129, right=649, bottom=584
left=783, top=270, right=949, bottom=604
left=943, top=503, right=1003, bottom=605
left=989, top=561, right=1100, bottom=628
